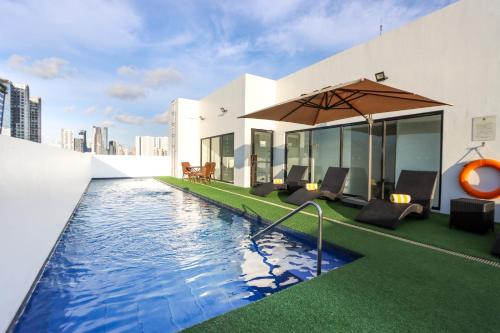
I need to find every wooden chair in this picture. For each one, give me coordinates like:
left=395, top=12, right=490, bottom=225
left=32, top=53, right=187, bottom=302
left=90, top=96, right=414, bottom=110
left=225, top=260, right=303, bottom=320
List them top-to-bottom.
left=181, top=162, right=194, bottom=181
left=196, top=162, right=216, bottom=184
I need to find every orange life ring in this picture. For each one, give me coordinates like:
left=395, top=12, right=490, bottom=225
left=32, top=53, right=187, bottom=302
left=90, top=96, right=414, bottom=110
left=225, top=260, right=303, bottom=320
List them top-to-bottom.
left=459, top=159, right=500, bottom=199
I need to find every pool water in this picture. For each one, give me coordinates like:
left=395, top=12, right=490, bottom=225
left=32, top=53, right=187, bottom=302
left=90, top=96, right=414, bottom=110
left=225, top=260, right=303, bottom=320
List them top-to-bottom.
left=14, top=179, right=358, bottom=332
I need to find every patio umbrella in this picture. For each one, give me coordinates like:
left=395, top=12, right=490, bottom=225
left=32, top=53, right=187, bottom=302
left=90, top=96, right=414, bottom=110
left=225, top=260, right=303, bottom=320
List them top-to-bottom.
left=240, top=78, right=449, bottom=201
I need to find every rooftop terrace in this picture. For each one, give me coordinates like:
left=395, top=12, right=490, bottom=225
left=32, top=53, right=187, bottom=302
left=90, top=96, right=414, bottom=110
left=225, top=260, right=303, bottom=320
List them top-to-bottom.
left=156, top=176, right=500, bottom=332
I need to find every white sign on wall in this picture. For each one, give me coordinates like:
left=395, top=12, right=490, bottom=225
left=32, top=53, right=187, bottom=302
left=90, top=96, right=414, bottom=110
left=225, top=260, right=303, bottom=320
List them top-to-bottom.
left=472, top=115, right=496, bottom=141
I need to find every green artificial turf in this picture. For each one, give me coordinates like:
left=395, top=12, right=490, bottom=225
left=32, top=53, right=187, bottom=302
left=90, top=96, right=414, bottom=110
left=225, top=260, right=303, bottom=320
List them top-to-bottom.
left=156, top=177, right=500, bottom=333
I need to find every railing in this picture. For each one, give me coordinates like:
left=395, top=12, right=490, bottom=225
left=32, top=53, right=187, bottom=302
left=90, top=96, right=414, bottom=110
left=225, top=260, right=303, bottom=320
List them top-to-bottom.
left=250, top=201, right=324, bottom=276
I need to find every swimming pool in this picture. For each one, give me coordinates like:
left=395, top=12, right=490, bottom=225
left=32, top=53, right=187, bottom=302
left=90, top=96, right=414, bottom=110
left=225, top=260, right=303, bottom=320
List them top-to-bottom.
left=14, top=179, right=358, bottom=332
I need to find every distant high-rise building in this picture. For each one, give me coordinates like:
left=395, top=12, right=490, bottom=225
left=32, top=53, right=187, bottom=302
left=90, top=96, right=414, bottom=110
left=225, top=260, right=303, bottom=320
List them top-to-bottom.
left=0, top=79, right=8, bottom=136
left=10, top=83, right=30, bottom=140
left=29, top=97, right=41, bottom=143
left=91, top=126, right=109, bottom=155
left=103, top=127, right=109, bottom=154
left=61, top=128, right=74, bottom=150
left=78, top=130, right=88, bottom=152
left=135, top=136, right=168, bottom=156
left=74, top=138, right=84, bottom=152
left=108, top=140, right=117, bottom=155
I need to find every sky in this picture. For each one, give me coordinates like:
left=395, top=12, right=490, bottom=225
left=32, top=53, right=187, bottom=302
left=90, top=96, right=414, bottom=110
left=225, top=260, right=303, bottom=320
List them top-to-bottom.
left=0, top=0, right=456, bottom=148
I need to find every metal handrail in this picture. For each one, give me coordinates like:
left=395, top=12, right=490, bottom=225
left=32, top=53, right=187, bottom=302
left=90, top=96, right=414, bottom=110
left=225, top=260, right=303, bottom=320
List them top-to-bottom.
left=250, top=201, right=324, bottom=276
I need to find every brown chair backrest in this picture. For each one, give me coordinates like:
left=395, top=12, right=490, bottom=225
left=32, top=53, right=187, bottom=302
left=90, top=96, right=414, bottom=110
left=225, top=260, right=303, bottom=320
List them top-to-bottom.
left=181, top=162, right=191, bottom=175
left=200, top=162, right=216, bottom=178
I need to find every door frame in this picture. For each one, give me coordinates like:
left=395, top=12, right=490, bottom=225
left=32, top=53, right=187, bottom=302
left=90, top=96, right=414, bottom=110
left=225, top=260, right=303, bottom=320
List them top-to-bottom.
left=251, top=128, right=274, bottom=184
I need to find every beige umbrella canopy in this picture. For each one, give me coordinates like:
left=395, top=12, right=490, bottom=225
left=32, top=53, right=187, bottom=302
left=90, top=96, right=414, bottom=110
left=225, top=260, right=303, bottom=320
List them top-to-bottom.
left=240, top=78, right=449, bottom=201
left=240, top=78, right=448, bottom=125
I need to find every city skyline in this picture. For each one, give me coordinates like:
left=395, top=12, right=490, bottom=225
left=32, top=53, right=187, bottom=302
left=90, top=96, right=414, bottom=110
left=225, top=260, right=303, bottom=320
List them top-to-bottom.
left=0, top=0, right=455, bottom=147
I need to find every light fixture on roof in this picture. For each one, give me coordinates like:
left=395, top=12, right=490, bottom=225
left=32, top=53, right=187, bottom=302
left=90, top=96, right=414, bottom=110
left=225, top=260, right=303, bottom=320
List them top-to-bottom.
left=375, top=71, right=388, bottom=82
left=220, top=107, right=228, bottom=114
left=199, top=115, right=205, bottom=120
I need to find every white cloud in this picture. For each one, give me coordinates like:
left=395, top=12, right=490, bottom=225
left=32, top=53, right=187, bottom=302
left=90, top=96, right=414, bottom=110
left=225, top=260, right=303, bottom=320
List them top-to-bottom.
left=0, top=0, right=141, bottom=51
left=220, top=0, right=304, bottom=23
left=216, top=41, right=250, bottom=58
left=8, top=54, right=73, bottom=79
left=117, top=66, right=139, bottom=76
left=143, top=67, right=182, bottom=88
left=107, top=84, right=146, bottom=100
left=64, top=106, right=76, bottom=113
left=83, top=106, right=97, bottom=115
left=103, top=106, right=116, bottom=115
left=152, top=111, right=170, bottom=124
left=114, top=114, right=145, bottom=125
left=99, top=120, right=115, bottom=128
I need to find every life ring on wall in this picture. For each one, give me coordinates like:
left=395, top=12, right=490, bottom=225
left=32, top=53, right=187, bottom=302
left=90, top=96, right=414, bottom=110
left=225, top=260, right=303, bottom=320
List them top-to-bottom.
left=459, top=159, right=500, bottom=199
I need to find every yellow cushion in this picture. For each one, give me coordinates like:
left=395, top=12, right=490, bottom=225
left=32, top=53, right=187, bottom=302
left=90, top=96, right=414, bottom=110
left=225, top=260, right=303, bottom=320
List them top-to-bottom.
left=273, top=179, right=284, bottom=185
left=305, top=183, right=318, bottom=191
left=390, top=194, right=412, bottom=204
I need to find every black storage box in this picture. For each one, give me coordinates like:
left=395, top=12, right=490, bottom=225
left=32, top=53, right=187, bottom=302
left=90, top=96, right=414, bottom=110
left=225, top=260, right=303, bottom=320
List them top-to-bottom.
left=449, top=198, right=495, bottom=234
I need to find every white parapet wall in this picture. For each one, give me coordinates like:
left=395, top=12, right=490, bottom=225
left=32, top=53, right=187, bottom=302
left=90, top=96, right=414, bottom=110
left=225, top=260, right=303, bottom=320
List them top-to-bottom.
left=0, top=136, right=92, bottom=332
left=0, top=137, right=171, bottom=332
left=91, top=155, right=170, bottom=178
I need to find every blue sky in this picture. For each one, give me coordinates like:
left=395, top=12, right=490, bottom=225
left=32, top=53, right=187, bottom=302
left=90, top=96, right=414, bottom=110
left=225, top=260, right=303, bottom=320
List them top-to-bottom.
left=0, top=0, right=455, bottom=147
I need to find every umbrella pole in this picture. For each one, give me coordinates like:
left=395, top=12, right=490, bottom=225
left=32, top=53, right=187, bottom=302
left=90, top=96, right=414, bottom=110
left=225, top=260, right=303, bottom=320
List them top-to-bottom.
left=367, top=115, right=373, bottom=202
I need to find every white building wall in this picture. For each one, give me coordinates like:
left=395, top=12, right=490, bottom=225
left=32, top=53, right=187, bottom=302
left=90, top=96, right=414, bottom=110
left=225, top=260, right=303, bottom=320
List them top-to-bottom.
left=168, top=0, right=499, bottom=217
left=274, top=0, right=500, bottom=217
left=169, top=98, right=200, bottom=177
left=0, top=136, right=92, bottom=332
left=91, top=155, right=170, bottom=178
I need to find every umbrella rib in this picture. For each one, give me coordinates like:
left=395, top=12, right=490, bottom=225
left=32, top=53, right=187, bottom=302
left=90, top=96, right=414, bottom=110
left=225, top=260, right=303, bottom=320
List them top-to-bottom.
left=329, top=91, right=363, bottom=108
left=332, top=91, right=368, bottom=120
left=361, top=92, right=443, bottom=104
left=279, top=94, right=318, bottom=121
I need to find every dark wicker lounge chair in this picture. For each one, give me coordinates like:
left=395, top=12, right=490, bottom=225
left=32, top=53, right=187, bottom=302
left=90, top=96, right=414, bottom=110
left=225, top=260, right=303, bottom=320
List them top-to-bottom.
left=250, top=165, right=307, bottom=197
left=285, top=167, right=349, bottom=206
left=355, top=170, right=438, bottom=229
left=493, top=234, right=500, bottom=258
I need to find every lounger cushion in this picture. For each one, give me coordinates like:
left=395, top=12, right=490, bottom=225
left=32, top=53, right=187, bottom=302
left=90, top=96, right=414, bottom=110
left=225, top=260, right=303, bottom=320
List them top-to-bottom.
left=355, top=199, right=423, bottom=229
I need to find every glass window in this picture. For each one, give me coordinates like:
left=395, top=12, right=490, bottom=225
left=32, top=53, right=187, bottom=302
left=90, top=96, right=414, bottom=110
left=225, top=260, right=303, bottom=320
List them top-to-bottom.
left=394, top=115, right=442, bottom=207
left=342, top=124, right=369, bottom=198
left=311, top=127, right=340, bottom=183
left=253, top=130, right=273, bottom=183
left=286, top=131, right=310, bottom=178
left=200, top=133, right=234, bottom=182
left=221, top=134, right=234, bottom=182
left=210, top=136, right=221, bottom=180
left=201, top=138, right=210, bottom=165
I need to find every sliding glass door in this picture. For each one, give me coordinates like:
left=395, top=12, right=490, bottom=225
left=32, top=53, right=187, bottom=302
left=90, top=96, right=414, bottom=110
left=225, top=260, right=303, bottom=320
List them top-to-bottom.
left=284, top=112, right=443, bottom=207
left=311, top=127, right=340, bottom=183
left=252, top=129, right=273, bottom=183
left=286, top=131, right=310, bottom=177
left=200, top=133, right=234, bottom=183
left=221, top=133, right=234, bottom=182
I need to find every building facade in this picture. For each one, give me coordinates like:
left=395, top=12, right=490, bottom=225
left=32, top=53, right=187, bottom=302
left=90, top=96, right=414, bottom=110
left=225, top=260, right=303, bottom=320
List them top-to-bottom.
left=167, top=0, right=500, bottom=219
left=0, top=80, right=7, bottom=136
left=10, top=83, right=30, bottom=140
left=29, top=97, right=41, bottom=143
left=91, top=126, right=108, bottom=155
left=61, top=129, right=74, bottom=150
left=135, top=136, right=168, bottom=156
left=73, top=138, right=84, bottom=152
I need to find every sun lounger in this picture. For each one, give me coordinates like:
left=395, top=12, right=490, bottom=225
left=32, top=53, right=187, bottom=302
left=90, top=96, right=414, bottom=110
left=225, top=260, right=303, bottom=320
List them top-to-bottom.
left=250, top=165, right=307, bottom=197
left=285, top=167, right=349, bottom=206
left=355, top=170, right=438, bottom=229
left=493, top=234, right=500, bottom=258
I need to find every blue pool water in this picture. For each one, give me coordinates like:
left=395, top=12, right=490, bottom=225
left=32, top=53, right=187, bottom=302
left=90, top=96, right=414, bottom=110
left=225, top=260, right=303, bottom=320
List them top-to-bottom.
left=14, top=179, right=358, bottom=332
